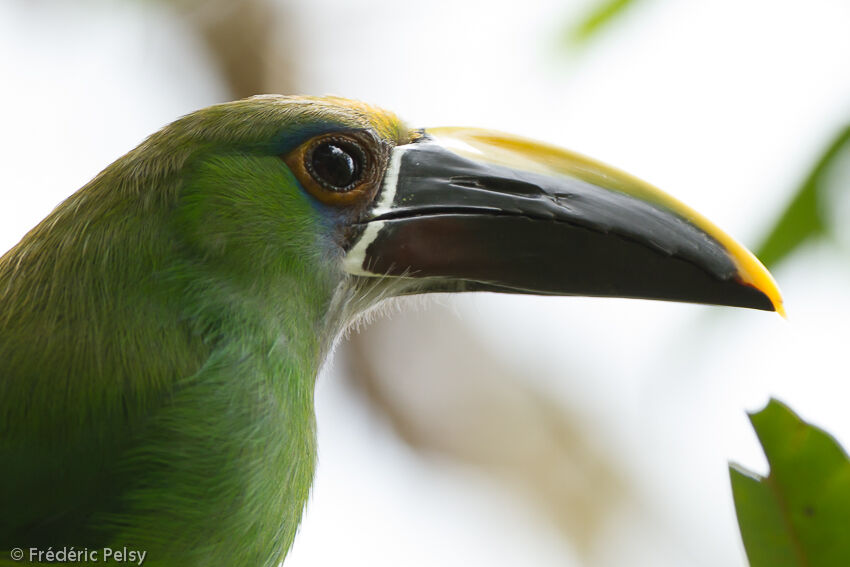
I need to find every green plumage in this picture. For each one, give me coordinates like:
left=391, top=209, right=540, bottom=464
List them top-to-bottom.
left=0, top=96, right=410, bottom=565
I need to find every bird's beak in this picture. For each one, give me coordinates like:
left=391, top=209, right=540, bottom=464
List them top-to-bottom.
left=344, top=127, right=784, bottom=314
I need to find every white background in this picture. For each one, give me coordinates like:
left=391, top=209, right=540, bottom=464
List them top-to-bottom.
left=2, top=1, right=850, bottom=565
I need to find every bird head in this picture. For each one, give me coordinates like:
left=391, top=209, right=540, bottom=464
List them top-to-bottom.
left=149, top=95, right=782, bottom=325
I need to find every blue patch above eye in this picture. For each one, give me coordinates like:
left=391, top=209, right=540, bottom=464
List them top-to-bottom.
left=271, top=122, right=362, bottom=156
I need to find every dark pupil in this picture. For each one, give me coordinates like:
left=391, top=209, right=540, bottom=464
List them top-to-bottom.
left=310, top=142, right=361, bottom=190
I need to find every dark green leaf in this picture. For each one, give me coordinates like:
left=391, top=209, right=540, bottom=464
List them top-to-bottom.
left=567, top=0, right=642, bottom=45
left=757, top=126, right=850, bottom=267
left=730, top=399, right=850, bottom=567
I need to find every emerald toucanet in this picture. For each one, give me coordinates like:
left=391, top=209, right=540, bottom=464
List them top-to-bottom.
left=0, top=96, right=782, bottom=566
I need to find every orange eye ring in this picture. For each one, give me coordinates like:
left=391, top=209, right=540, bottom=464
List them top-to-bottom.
left=283, top=131, right=383, bottom=207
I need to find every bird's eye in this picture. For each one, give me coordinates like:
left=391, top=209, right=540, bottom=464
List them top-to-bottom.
left=283, top=131, right=382, bottom=207
left=307, top=140, right=364, bottom=192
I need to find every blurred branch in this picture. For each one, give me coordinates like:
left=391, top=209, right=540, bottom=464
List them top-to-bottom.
left=166, top=0, right=297, bottom=98
left=566, top=0, right=644, bottom=45
left=757, top=125, right=850, bottom=268
left=344, top=305, right=628, bottom=554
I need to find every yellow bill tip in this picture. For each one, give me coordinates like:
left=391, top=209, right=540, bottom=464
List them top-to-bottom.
left=729, top=247, right=786, bottom=318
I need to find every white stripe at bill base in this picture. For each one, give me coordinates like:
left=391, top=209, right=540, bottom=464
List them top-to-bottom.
left=342, top=144, right=411, bottom=276
left=370, top=144, right=409, bottom=217
left=342, top=220, right=386, bottom=276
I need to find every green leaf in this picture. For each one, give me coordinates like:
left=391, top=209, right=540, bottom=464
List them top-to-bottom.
left=567, top=0, right=642, bottom=45
left=756, top=125, right=850, bottom=268
left=730, top=399, right=850, bottom=567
